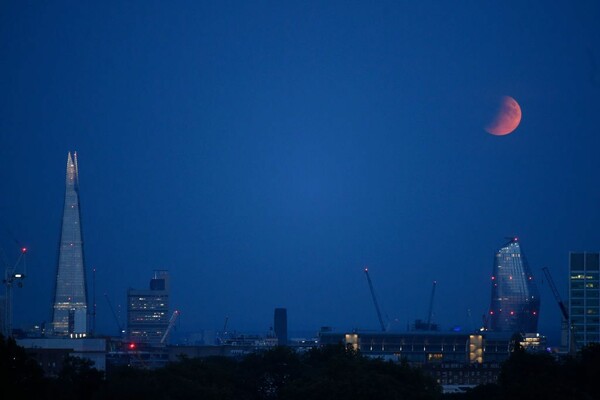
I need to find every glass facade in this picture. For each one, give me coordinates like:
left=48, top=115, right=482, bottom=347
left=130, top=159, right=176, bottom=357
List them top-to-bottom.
left=52, top=152, right=88, bottom=335
left=487, top=238, right=540, bottom=333
left=569, top=252, right=600, bottom=349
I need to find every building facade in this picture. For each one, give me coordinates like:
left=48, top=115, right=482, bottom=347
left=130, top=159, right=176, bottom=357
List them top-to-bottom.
left=52, top=152, right=89, bottom=336
left=487, top=237, right=540, bottom=333
left=569, top=252, right=600, bottom=350
left=127, top=270, right=170, bottom=345
left=274, top=308, right=288, bottom=346
left=319, top=330, right=512, bottom=389
left=18, top=337, right=106, bottom=375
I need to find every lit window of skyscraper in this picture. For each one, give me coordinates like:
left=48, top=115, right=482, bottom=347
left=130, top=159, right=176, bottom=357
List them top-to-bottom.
left=52, top=152, right=88, bottom=336
left=487, top=238, right=540, bottom=333
left=569, top=252, right=600, bottom=350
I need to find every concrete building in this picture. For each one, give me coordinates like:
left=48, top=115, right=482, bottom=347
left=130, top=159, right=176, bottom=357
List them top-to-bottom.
left=127, top=270, right=170, bottom=345
left=274, top=308, right=288, bottom=345
left=319, top=330, right=513, bottom=390
left=18, top=337, right=106, bottom=376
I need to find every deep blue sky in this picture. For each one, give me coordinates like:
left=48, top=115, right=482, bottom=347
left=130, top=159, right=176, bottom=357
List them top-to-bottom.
left=1, top=1, right=600, bottom=344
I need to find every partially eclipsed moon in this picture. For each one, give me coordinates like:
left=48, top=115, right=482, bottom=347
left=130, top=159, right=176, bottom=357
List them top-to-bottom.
left=485, top=96, right=522, bottom=136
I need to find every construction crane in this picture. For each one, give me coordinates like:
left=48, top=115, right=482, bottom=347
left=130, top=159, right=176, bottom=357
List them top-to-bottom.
left=1, top=246, right=27, bottom=338
left=364, top=267, right=387, bottom=332
left=542, top=267, right=576, bottom=354
left=426, top=281, right=437, bottom=331
left=104, top=293, right=124, bottom=336
left=160, top=310, right=180, bottom=344
left=223, top=316, right=229, bottom=334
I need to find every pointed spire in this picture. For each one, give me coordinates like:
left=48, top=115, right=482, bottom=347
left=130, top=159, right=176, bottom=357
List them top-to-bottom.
left=66, top=151, right=79, bottom=187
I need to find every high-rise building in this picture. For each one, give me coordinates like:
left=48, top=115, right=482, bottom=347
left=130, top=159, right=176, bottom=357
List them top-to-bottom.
left=52, top=152, right=88, bottom=336
left=487, top=237, right=540, bottom=333
left=569, top=252, right=599, bottom=350
left=127, top=270, right=170, bottom=345
left=274, top=308, right=288, bottom=346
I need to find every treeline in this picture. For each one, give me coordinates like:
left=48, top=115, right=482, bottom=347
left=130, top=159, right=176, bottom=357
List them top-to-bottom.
left=2, top=333, right=600, bottom=400
left=1, top=335, right=439, bottom=400
left=447, top=342, right=600, bottom=400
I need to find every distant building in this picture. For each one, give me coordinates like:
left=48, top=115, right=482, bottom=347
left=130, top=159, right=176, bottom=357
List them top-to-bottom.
left=51, top=152, right=89, bottom=336
left=487, top=237, right=540, bottom=333
left=569, top=252, right=600, bottom=350
left=127, top=270, right=170, bottom=346
left=0, top=296, right=5, bottom=336
left=274, top=308, right=288, bottom=345
left=412, top=319, right=439, bottom=332
left=319, top=330, right=513, bottom=387
left=519, top=332, right=547, bottom=352
left=18, top=337, right=106, bottom=376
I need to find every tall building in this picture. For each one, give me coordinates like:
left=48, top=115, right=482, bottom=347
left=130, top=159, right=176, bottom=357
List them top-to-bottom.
left=52, top=152, right=88, bottom=336
left=487, top=237, right=540, bottom=333
left=569, top=252, right=599, bottom=350
left=127, top=270, right=170, bottom=345
left=274, top=308, right=288, bottom=346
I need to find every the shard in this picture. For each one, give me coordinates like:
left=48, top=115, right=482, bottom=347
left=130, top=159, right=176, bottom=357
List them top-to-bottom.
left=52, top=152, right=88, bottom=336
left=487, top=237, right=540, bottom=333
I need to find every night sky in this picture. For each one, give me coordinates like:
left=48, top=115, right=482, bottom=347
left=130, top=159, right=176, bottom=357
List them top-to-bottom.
left=2, top=1, right=600, bottom=345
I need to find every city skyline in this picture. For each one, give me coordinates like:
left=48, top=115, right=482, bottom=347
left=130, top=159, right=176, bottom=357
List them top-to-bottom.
left=2, top=1, right=600, bottom=345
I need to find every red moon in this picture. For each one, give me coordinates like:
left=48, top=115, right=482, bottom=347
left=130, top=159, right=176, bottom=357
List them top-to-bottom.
left=485, top=96, right=522, bottom=136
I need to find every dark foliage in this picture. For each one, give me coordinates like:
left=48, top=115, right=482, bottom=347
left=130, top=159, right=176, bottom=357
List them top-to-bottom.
left=0, top=334, right=46, bottom=400
left=0, top=337, right=441, bottom=400
left=445, top=343, right=600, bottom=400
left=104, top=344, right=440, bottom=400
left=53, top=356, right=105, bottom=400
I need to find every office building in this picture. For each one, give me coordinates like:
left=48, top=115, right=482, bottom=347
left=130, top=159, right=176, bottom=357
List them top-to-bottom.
left=51, top=152, right=89, bottom=336
left=487, top=237, right=540, bottom=333
left=569, top=252, right=599, bottom=349
left=127, top=270, right=170, bottom=345
left=274, top=308, right=288, bottom=346
left=319, top=330, right=512, bottom=388
left=18, top=337, right=106, bottom=375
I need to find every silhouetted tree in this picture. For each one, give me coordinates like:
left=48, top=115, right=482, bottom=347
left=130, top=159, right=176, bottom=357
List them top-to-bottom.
left=0, top=334, right=47, bottom=399
left=445, top=343, right=600, bottom=400
left=282, top=344, right=441, bottom=400
left=54, top=355, right=105, bottom=400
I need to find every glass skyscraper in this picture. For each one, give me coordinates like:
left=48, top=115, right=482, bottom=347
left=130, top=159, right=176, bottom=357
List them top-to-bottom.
left=52, top=152, right=88, bottom=336
left=487, top=238, right=540, bottom=333
left=569, top=252, right=599, bottom=349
